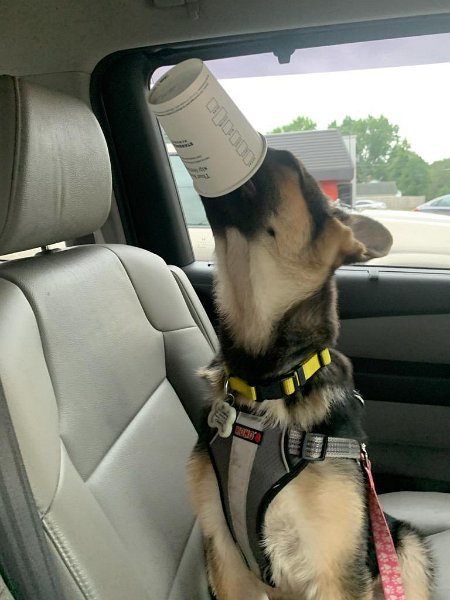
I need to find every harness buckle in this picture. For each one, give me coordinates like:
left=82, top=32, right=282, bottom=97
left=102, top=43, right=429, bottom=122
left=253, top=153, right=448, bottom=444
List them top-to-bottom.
left=300, top=433, right=328, bottom=461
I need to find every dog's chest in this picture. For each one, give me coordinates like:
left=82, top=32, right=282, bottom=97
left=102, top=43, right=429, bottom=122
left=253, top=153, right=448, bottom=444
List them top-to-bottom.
left=209, top=411, right=366, bottom=590
left=209, top=411, right=298, bottom=581
left=263, top=460, right=366, bottom=589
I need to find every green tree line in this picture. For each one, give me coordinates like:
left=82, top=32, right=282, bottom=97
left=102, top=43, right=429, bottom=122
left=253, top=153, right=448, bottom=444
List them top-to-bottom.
left=269, top=115, right=450, bottom=199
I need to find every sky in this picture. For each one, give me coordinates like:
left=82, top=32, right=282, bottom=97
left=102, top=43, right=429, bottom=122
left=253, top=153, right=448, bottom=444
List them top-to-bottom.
left=201, top=33, right=450, bottom=165
left=219, top=62, right=450, bottom=164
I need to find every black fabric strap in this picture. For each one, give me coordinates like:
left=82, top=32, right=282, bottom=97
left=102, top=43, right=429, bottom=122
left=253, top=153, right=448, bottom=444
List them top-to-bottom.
left=253, top=379, right=288, bottom=402
left=0, top=381, right=65, bottom=600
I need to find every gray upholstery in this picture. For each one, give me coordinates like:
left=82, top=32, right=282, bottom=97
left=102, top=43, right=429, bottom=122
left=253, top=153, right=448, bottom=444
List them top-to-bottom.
left=0, top=75, right=448, bottom=599
left=0, top=76, right=111, bottom=255
left=0, top=76, right=213, bottom=599
left=0, top=246, right=214, bottom=599
left=381, top=492, right=450, bottom=537
left=381, top=493, right=450, bottom=600
left=0, top=573, right=14, bottom=600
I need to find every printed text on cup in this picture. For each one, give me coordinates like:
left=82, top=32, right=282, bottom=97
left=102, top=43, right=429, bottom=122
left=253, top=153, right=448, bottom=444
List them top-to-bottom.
left=206, top=98, right=256, bottom=167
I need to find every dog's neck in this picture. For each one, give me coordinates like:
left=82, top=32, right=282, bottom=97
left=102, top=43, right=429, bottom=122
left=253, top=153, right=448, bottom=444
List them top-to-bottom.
left=213, top=228, right=339, bottom=384
left=214, top=282, right=352, bottom=431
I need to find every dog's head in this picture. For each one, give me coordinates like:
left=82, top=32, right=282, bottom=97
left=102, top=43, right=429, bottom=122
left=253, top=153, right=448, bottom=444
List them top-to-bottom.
left=201, top=148, right=392, bottom=354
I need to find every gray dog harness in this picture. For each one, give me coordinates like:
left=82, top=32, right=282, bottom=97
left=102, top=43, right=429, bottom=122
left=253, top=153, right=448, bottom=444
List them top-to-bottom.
left=209, top=410, right=362, bottom=586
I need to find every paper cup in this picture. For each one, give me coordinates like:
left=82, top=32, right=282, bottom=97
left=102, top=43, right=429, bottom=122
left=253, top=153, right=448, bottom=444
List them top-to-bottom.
left=149, top=58, right=267, bottom=198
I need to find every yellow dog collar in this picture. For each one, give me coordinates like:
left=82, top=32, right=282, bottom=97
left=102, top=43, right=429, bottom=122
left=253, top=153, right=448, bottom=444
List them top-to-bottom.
left=227, top=348, right=331, bottom=402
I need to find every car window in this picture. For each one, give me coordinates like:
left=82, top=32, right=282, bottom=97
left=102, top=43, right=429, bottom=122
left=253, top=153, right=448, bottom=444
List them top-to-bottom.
left=154, top=32, right=450, bottom=268
left=169, top=155, right=209, bottom=226
left=437, top=196, right=450, bottom=207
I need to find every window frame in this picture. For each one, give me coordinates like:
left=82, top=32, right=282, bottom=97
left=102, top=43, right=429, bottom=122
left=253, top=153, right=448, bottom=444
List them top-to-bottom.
left=91, top=12, right=450, bottom=268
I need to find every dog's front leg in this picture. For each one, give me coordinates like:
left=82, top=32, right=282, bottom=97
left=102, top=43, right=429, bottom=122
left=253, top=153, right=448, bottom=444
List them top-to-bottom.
left=189, top=450, right=268, bottom=600
left=205, top=535, right=269, bottom=600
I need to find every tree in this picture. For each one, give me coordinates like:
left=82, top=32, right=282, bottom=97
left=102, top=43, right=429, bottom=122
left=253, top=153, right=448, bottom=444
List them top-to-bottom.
left=271, top=113, right=437, bottom=198
left=329, top=115, right=400, bottom=182
left=270, top=116, right=317, bottom=133
left=385, top=144, right=430, bottom=197
left=427, top=158, right=450, bottom=200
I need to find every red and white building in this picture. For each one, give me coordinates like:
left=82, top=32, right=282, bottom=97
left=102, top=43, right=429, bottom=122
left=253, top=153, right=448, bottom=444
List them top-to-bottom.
left=265, top=130, right=355, bottom=204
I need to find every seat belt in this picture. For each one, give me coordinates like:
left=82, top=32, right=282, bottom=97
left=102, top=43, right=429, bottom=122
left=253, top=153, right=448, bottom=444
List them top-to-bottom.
left=0, top=381, right=65, bottom=600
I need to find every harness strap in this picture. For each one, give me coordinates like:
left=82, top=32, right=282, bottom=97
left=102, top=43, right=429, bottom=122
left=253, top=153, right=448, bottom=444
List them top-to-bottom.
left=209, top=398, right=405, bottom=599
left=209, top=410, right=363, bottom=586
left=288, top=429, right=362, bottom=461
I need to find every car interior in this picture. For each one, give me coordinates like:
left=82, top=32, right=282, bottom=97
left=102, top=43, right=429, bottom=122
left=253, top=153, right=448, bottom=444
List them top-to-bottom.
left=0, top=1, right=449, bottom=599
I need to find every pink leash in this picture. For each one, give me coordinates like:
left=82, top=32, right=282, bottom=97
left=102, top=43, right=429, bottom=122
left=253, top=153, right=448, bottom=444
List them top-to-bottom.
left=361, top=445, right=406, bottom=600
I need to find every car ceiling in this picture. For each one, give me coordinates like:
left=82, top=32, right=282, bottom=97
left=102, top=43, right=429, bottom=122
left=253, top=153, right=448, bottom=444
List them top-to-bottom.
left=1, top=0, right=450, bottom=75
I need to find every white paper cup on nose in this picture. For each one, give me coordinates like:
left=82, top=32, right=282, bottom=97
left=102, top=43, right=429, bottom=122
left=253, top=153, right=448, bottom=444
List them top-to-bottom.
left=148, top=58, right=267, bottom=198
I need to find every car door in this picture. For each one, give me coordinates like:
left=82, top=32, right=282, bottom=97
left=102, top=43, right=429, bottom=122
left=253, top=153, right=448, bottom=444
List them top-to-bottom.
left=336, top=265, right=450, bottom=493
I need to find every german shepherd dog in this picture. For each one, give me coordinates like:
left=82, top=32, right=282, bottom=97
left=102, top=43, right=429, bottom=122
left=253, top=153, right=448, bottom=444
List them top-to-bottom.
left=188, top=148, right=433, bottom=600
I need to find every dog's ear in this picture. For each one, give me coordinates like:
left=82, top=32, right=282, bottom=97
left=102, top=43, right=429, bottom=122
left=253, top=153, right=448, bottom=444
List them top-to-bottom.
left=331, top=208, right=393, bottom=264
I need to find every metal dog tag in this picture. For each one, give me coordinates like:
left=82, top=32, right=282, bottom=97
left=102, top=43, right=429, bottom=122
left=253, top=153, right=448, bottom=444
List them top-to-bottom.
left=208, top=399, right=237, bottom=438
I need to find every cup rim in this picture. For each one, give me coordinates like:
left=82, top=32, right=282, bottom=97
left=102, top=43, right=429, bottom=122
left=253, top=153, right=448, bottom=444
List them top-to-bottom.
left=149, top=58, right=205, bottom=110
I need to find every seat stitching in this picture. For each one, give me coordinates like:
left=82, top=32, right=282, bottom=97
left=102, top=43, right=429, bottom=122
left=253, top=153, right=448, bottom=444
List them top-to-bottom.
left=44, top=440, right=150, bottom=599
left=44, top=514, right=96, bottom=600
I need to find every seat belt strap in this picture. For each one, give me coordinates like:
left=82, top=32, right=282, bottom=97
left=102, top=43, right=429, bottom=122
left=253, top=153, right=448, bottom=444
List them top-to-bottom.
left=0, top=381, right=65, bottom=600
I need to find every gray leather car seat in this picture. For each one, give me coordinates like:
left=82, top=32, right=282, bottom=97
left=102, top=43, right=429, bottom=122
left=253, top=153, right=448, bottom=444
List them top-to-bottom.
left=0, top=75, right=449, bottom=599
left=0, top=75, right=214, bottom=600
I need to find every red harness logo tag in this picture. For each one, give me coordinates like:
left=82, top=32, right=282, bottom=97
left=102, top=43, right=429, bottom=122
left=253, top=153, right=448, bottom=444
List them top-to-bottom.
left=233, top=424, right=263, bottom=445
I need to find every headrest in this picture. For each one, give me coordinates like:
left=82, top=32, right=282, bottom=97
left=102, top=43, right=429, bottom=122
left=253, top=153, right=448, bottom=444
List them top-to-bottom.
left=0, top=76, right=111, bottom=255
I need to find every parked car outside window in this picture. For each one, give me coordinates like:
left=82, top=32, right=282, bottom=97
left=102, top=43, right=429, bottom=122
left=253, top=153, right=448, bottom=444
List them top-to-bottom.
left=415, top=194, right=450, bottom=216
left=354, top=199, right=387, bottom=211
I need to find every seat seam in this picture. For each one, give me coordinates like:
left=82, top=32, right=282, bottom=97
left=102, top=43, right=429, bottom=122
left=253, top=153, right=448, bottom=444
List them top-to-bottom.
left=0, top=78, right=21, bottom=244
left=0, top=245, right=193, bottom=334
left=99, top=245, right=199, bottom=333
left=0, top=261, right=196, bottom=498
left=169, top=267, right=217, bottom=353
left=0, top=275, right=63, bottom=517
left=163, top=324, right=200, bottom=334
left=85, top=376, right=167, bottom=483
left=42, top=439, right=65, bottom=519
left=44, top=440, right=150, bottom=600
left=43, top=515, right=95, bottom=600
left=167, top=517, right=199, bottom=600
left=0, top=585, right=12, bottom=600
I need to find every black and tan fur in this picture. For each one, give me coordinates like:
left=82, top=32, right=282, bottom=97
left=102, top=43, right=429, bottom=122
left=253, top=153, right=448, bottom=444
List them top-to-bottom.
left=188, top=148, right=433, bottom=600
